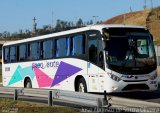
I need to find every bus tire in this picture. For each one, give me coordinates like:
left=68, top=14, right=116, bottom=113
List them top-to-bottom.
left=24, top=78, right=32, bottom=88
left=77, top=78, right=87, bottom=93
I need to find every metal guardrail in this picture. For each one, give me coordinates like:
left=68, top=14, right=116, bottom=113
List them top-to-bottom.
left=0, top=87, right=106, bottom=107
left=0, top=87, right=15, bottom=95
left=1, top=87, right=160, bottom=111
left=52, top=90, right=106, bottom=107
left=107, top=96, right=160, bottom=108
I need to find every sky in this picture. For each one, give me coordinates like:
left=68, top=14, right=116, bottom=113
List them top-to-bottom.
left=0, top=0, right=160, bottom=33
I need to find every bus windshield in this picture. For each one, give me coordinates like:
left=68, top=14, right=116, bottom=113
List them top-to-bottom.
left=104, top=28, right=157, bottom=74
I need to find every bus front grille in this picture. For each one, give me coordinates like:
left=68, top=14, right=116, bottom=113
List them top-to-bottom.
left=123, top=79, right=148, bottom=82
left=122, top=84, right=149, bottom=91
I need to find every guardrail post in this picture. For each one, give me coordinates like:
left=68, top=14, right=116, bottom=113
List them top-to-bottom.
left=14, top=89, right=18, bottom=101
left=104, top=90, right=109, bottom=106
left=104, top=90, right=107, bottom=101
left=48, top=91, right=53, bottom=106
left=97, top=98, right=104, bottom=113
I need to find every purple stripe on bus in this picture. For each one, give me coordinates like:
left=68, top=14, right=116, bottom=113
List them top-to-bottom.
left=51, top=61, right=82, bottom=87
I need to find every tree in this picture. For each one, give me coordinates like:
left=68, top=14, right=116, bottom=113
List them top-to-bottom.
left=0, top=18, right=102, bottom=39
left=76, top=18, right=83, bottom=27
left=55, top=19, right=61, bottom=31
left=89, top=20, right=93, bottom=25
left=19, top=29, right=23, bottom=34
left=2, top=31, right=10, bottom=38
left=11, top=32, right=18, bottom=38
left=0, top=33, right=2, bottom=38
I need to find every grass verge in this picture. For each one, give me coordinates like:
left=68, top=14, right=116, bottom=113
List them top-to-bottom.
left=0, top=98, right=81, bottom=113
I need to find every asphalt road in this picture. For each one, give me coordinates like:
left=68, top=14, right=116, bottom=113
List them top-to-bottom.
left=108, top=89, right=160, bottom=103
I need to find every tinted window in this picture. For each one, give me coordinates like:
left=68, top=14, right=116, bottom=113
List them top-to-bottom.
left=71, top=35, right=85, bottom=56
left=56, top=37, right=70, bottom=57
left=88, top=38, right=98, bottom=64
left=98, top=39, right=104, bottom=68
left=43, top=40, right=53, bottom=59
left=30, top=42, right=40, bottom=60
left=19, top=44, right=27, bottom=61
left=10, top=46, right=16, bottom=62
left=4, top=48, right=9, bottom=63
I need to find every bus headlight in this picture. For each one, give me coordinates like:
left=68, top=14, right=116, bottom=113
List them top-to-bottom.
left=108, top=73, right=121, bottom=82
left=149, top=74, right=157, bottom=80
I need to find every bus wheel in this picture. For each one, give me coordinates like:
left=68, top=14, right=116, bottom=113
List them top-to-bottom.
left=24, top=78, right=32, bottom=88
left=77, top=78, right=87, bottom=93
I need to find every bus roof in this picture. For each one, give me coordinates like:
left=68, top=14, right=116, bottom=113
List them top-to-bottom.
left=3, top=24, right=146, bottom=46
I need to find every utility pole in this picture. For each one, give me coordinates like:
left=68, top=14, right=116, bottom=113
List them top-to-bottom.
left=51, top=11, right=54, bottom=30
left=92, top=16, right=99, bottom=25
left=33, top=17, right=37, bottom=34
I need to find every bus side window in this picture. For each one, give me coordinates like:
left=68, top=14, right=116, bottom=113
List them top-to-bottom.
left=71, top=34, right=85, bottom=56
left=55, top=37, right=70, bottom=58
left=66, top=38, right=70, bottom=56
left=88, top=38, right=98, bottom=64
left=43, top=40, right=53, bottom=59
left=98, top=40, right=104, bottom=69
left=30, top=42, right=40, bottom=60
left=19, top=44, right=27, bottom=61
left=27, top=44, right=30, bottom=60
left=10, top=46, right=16, bottom=62
left=16, top=46, right=19, bottom=62
left=4, top=47, right=9, bottom=63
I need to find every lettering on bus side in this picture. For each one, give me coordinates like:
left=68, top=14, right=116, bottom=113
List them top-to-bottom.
left=32, top=61, right=60, bottom=69
left=5, top=67, right=10, bottom=72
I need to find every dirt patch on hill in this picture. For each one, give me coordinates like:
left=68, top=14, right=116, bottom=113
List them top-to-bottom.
left=101, top=7, right=160, bottom=44
left=101, top=10, right=150, bottom=26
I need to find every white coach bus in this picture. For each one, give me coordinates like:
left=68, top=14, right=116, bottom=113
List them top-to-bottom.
left=2, top=24, right=158, bottom=93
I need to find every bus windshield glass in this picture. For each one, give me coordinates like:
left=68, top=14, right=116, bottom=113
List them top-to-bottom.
left=104, top=28, right=157, bottom=74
